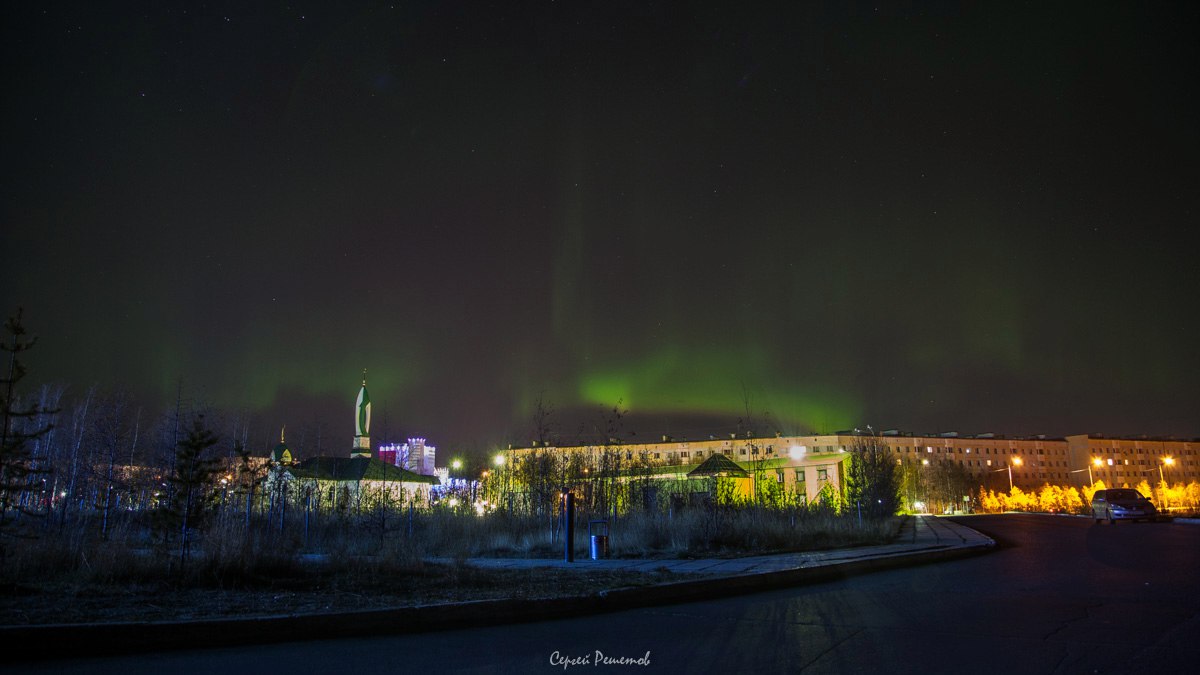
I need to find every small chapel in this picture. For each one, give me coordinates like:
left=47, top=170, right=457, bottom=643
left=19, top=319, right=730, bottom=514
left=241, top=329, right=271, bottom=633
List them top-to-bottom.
left=271, top=372, right=438, bottom=507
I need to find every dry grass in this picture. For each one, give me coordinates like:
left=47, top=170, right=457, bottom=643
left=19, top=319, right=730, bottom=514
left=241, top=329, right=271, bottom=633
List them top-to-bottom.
left=0, top=505, right=898, bottom=625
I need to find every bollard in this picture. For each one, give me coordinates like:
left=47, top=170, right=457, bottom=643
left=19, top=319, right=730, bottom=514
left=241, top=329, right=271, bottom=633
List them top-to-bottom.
left=562, top=491, right=575, bottom=563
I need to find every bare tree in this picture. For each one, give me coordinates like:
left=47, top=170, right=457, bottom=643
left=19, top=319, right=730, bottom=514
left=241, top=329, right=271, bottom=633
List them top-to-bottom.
left=90, top=391, right=137, bottom=539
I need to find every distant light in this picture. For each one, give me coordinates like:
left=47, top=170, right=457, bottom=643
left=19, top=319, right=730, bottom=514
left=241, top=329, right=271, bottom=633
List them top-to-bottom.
left=788, top=445, right=807, bottom=460
left=493, top=455, right=506, bottom=467
left=1164, top=457, right=1175, bottom=466
left=451, top=459, right=463, bottom=470
left=922, top=459, right=930, bottom=466
left=60, top=491, right=67, bottom=498
left=448, top=497, right=459, bottom=508
left=914, top=501, right=925, bottom=509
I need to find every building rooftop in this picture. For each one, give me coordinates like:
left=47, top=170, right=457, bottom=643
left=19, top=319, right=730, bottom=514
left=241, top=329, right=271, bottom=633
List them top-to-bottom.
left=289, top=456, right=439, bottom=484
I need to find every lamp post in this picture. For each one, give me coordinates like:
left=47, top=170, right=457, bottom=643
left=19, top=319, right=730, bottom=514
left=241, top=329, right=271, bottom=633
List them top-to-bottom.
left=493, top=454, right=507, bottom=511
left=1159, top=456, right=1174, bottom=484
left=1008, top=457, right=1022, bottom=491
left=1159, top=457, right=1175, bottom=509
left=1069, top=459, right=1100, bottom=488
left=990, top=466, right=1010, bottom=492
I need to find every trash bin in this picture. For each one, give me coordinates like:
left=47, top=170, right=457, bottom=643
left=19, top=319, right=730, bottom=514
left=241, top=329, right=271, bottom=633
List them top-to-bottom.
left=588, top=519, right=609, bottom=560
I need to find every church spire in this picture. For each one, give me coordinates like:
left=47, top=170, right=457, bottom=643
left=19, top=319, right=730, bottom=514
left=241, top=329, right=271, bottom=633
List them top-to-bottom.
left=351, top=371, right=372, bottom=458
left=271, top=425, right=292, bottom=464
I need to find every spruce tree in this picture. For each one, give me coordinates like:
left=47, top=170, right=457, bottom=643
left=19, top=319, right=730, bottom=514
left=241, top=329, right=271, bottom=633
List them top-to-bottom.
left=0, top=308, right=55, bottom=536
left=152, top=415, right=220, bottom=569
left=846, top=435, right=902, bottom=520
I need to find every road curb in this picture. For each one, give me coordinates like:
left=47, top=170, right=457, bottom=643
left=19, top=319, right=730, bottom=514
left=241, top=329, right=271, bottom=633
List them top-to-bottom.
left=3, top=529, right=994, bottom=662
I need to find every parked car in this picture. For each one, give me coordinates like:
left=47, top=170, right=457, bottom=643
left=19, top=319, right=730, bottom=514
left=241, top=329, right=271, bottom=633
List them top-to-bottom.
left=1091, top=488, right=1158, bottom=524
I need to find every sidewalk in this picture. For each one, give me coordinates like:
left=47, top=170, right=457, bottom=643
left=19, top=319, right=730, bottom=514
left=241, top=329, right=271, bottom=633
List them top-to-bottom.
left=442, top=514, right=993, bottom=575
left=2, top=516, right=994, bottom=662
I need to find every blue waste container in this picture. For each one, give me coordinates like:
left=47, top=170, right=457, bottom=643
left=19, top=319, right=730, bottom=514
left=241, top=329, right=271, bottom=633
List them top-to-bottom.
left=588, top=519, right=609, bottom=560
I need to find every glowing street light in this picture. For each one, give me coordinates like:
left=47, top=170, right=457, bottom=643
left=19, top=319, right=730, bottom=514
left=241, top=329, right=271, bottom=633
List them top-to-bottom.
left=493, top=454, right=506, bottom=467
left=1006, top=457, right=1023, bottom=491
left=1160, top=457, right=1175, bottom=509
left=1069, top=458, right=1102, bottom=487
left=451, top=459, right=463, bottom=470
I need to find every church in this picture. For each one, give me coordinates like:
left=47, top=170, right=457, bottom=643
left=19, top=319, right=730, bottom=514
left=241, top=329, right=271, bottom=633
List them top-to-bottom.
left=270, top=373, right=439, bottom=509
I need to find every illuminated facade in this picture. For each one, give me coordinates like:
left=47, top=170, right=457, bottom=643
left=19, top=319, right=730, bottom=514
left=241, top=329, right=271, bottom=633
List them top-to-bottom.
left=505, top=430, right=1199, bottom=500
left=1065, top=434, right=1197, bottom=489
left=378, top=438, right=437, bottom=476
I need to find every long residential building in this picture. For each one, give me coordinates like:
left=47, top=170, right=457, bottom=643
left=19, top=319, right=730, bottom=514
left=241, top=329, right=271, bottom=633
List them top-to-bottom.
left=504, top=431, right=1199, bottom=502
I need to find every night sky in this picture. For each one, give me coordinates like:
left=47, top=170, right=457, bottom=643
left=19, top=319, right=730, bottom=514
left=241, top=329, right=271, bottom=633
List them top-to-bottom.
left=3, top=2, right=1198, bottom=457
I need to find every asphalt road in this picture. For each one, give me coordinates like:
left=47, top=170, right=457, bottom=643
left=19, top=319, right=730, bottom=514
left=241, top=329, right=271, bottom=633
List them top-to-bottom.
left=26, top=515, right=1200, bottom=675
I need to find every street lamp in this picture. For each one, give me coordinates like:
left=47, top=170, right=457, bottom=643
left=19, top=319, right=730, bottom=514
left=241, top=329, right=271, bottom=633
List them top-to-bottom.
left=1008, top=457, right=1022, bottom=491
left=1159, top=457, right=1175, bottom=509
left=1160, top=457, right=1175, bottom=484
left=1070, top=459, right=1101, bottom=487
left=990, top=466, right=1011, bottom=492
